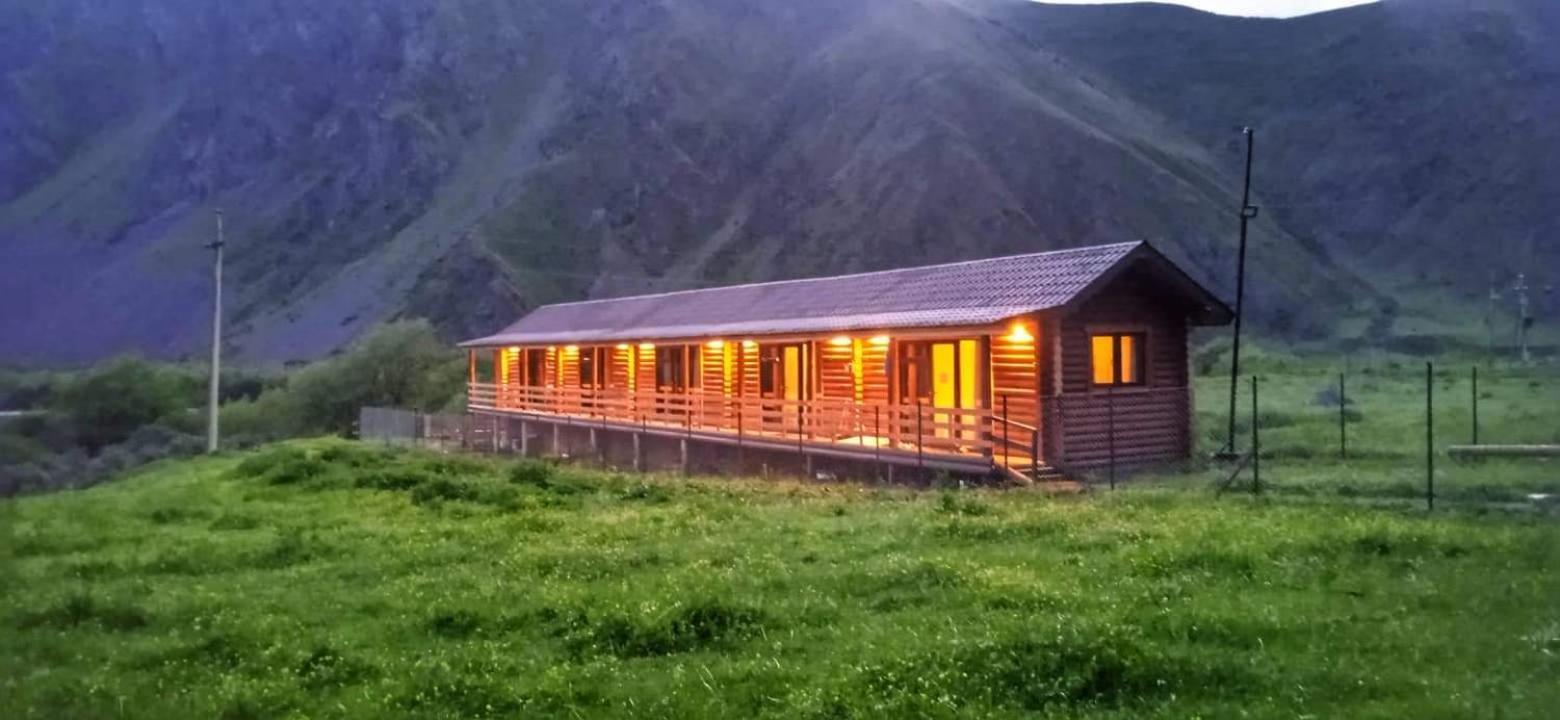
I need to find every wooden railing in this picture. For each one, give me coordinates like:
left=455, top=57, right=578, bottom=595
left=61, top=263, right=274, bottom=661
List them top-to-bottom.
left=468, top=383, right=1017, bottom=462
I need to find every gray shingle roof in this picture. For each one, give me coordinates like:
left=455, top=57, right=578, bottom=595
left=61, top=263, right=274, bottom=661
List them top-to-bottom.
left=462, top=241, right=1224, bottom=347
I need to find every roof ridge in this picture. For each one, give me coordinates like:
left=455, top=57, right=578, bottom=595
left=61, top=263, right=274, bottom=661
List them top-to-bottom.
left=533, top=241, right=1143, bottom=311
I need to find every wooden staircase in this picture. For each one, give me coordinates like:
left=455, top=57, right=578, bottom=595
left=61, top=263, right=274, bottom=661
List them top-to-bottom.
left=998, top=459, right=1085, bottom=492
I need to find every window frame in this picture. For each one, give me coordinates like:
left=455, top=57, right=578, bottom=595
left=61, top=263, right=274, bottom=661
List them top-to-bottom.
left=1088, top=330, right=1148, bottom=389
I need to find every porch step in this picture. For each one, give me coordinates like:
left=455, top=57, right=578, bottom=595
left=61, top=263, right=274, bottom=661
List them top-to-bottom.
left=999, top=462, right=1076, bottom=489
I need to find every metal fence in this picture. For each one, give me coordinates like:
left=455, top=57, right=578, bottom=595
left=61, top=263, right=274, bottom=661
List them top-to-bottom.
left=1203, top=361, right=1560, bottom=509
left=357, top=407, right=496, bottom=451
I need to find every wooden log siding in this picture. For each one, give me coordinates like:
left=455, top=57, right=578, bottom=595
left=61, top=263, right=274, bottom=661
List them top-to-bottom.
left=1054, top=283, right=1192, bottom=468
left=990, top=328, right=1039, bottom=431
left=818, top=341, right=854, bottom=400
left=860, top=341, right=890, bottom=406
left=635, top=344, right=657, bottom=395
left=610, top=346, right=633, bottom=391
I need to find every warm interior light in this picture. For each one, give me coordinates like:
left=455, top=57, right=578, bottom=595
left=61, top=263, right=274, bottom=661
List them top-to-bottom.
left=1006, top=323, right=1034, bottom=343
left=869, top=335, right=891, bottom=346
left=829, top=336, right=852, bottom=347
left=706, top=339, right=725, bottom=349
left=742, top=340, right=757, bottom=349
left=639, top=342, right=656, bottom=350
left=616, top=343, right=631, bottom=350
left=564, top=345, right=579, bottom=352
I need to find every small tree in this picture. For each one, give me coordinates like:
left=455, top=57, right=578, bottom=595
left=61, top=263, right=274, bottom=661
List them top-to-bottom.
left=282, top=320, right=464, bottom=435
left=51, top=358, right=193, bottom=452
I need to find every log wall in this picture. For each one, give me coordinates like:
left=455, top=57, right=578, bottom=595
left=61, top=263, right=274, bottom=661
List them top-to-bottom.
left=1052, top=278, right=1191, bottom=469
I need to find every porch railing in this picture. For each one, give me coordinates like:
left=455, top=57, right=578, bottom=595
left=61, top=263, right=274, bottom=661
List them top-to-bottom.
left=467, top=383, right=1032, bottom=465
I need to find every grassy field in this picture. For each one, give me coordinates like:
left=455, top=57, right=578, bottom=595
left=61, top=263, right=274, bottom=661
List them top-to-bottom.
left=1171, top=352, right=1560, bottom=503
left=3, top=438, right=1558, bottom=719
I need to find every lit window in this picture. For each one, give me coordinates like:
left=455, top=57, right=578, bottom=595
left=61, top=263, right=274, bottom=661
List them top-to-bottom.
left=1091, top=333, right=1145, bottom=387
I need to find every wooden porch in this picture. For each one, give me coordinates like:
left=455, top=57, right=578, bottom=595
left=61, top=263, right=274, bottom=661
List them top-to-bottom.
left=467, top=383, right=1050, bottom=481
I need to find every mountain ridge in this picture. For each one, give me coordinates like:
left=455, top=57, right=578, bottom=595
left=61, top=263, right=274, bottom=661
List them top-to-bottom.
left=0, top=0, right=1548, bottom=364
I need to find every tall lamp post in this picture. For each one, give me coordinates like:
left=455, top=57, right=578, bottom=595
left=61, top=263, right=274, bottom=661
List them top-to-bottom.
left=1223, top=127, right=1258, bottom=457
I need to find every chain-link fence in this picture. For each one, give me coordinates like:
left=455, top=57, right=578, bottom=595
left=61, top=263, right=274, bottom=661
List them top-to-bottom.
left=1171, top=361, right=1560, bottom=509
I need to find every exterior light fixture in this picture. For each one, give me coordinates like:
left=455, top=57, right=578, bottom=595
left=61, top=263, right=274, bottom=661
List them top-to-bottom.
left=1006, top=323, right=1034, bottom=343
left=829, top=336, right=852, bottom=347
left=869, top=336, right=891, bottom=346
left=706, top=340, right=725, bottom=349
left=742, top=340, right=757, bottom=349
left=639, top=342, right=655, bottom=350
left=615, top=343, right=631, bottom=350
left=564, top=345, right=579, bottom=352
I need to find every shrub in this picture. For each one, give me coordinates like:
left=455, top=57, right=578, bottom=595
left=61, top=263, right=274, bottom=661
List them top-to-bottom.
left=278, top=321, right=465, bottom=437
left=50, top=358, right=196, bottom=452
left=508, top=459, right=556, bottom=488
left=355, top=467, right=434, bottom=491
left=411, top=477, right=478, bottom=505
left=565, top=600, right=768, bottom=658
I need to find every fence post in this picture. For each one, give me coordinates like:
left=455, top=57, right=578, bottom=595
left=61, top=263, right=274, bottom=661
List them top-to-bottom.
left=1426, top=361, right=1435, bottom=511
left=1471, top=365, right=1479, bottom=446
left=1338, top=372, right=1347, bottom=460
left=1251, top=375, right=1260, bottom=496
left=1002, top=394, right=1010, bottom=471
left=796, top=397, right=804, bottom=458
left=915, top=400, right=925, bottom=471
left=874, top=406, right=883, bottom=482
left=520, top=419, right=529, bottom=456
left=1030, top=429, right=1040, bottom=482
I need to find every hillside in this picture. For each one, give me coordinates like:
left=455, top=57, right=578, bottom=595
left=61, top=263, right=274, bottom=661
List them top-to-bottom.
left=0, top=0, right=1553, bottom=363
left=998, top=0, right=1560, bottom=304
left=3, top=439, right=1558, bottom=717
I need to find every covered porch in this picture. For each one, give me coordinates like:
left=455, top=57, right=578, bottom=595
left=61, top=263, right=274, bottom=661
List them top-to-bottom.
left=465, top=320, right=1050, bottom=480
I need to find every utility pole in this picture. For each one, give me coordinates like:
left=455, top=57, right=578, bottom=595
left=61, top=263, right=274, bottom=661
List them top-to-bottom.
left=1223, top=127, right=1258, bottom=457
left=206, top=210, right=225, bottom=454
left=1514, top=273, right=1531, bottom=363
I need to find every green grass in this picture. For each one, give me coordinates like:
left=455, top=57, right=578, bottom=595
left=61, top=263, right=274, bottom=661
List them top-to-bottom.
left=1174, top=356, right=1560, bottom=503
left=3, top=438, right=1558, bottom=718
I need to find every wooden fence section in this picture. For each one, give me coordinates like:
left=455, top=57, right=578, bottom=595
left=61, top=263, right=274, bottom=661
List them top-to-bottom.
left=468, top=382, right=1040, bottom=470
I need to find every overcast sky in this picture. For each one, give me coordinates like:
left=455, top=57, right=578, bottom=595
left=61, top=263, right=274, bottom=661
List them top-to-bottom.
left=1034, top=0, right=1377, bottom=18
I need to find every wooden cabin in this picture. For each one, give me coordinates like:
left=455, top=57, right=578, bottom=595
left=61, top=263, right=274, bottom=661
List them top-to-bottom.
left=460, top=241, right=1231, bottom=482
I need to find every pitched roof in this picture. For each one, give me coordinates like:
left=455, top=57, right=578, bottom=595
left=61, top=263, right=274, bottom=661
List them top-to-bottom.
left=461, top=241, right=1230, bottom=347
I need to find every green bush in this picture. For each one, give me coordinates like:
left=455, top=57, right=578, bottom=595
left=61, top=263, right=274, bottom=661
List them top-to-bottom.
left=216, top=320, right=463, bottom=441
left=285, top=320, right=465, bottom=436
left=50, top=358, right=197, bottom=452
left=508, top=459, right=556, bottom=488
left=410, top=477, right=478, bottom=505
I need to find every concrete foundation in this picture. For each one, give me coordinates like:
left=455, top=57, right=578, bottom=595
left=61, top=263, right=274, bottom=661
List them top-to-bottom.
left=474, top=411, right=1007, bottom=486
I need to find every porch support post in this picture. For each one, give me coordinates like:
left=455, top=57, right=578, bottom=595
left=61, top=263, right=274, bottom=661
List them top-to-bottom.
left=1039, top=313, right=1062, bottom=465
left=979, top=334, right=993, bottom=465
left=520, top=419, right=530, bottom=456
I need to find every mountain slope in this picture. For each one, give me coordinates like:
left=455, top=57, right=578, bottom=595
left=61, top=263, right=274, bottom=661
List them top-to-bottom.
left=2, top=0, right=1547, bottom=363
left=1000, top=0, right=1560, bottom=303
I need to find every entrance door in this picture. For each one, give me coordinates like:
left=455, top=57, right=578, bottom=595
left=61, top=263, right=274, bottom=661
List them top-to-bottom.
left=902, top=340, right=981, bottom=441
left=760, top=343, right=810, bottom=432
